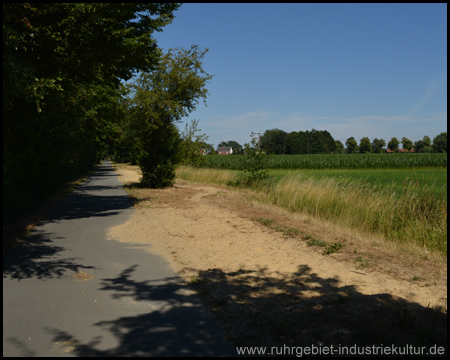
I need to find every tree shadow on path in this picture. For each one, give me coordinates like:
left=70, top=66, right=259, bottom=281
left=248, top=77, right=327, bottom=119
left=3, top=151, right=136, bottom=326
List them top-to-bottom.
left=3, top=161, right=131, bottom=280
left=3, top=230, right=95, bottom=281
left=46, top=265, right=236, bottom=356
left=187, top=265, right=447, bottom=355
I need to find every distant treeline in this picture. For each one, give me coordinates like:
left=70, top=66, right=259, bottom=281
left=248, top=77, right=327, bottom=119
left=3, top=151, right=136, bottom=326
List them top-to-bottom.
left=217, top=129, right=447, bottom=155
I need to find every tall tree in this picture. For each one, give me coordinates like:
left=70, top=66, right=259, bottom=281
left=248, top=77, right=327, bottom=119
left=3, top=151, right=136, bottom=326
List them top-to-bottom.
left=3, top=3, right=180, bottom=224
left=129, top=45, right=213, bottom=188
left=261, top=129, right=288, bottom=154
left=285, top=129, right=336, bottom=154
left=286, top=131, right=303, bottom=154
left=432, top=132, right=447, bottom=153
left=413, top=135, right=432, bottom=153
left=422, top=135, right=432, bottom=148
left=346, top=137, right=359, bottom=154
left=359, top=137, right=372, bottom=153
left=387, top=137, right=400, bottom=152
left=401, top=137, right=413, bottom=152
left=372, top=138, right=386, bottom=153
left=335, top=140, right=345, bottom=154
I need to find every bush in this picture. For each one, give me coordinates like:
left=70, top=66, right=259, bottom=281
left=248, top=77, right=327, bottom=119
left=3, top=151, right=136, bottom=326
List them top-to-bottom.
left=138, top=123, right=181, bottom=188
left=242, top=134, right=270, bottom=185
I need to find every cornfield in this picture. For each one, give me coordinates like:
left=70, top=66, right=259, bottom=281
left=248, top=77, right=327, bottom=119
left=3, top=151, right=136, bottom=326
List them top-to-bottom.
left=203, top=153, right=447, bottom=170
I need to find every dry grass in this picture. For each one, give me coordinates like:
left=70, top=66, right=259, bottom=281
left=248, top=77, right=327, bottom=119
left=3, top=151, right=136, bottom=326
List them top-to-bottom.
left=175, top=165, right=238, bottom=185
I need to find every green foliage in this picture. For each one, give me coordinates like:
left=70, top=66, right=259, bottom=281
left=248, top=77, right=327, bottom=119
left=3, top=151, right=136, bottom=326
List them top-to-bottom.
left=3, top=3, right=180, bottom=225
left=128, top=45, right=213, bottom=188
left=180, top=119, right=210, bottom=167
left=138, top=124, right=182, bottom=188
left=261, top=129, right=288, bottom=154
left=286, top=129, right=336, bottom=154
left=432, top=132, right=447, bottom=153
left=242, top=133, right=270, bottom=185
left=346, top=137, right=359, bottom=154
left=359, top=137, right=372, bottom=153
left=388, top=137, right=400, bottom=152
left=401, top=137, right=413, bottom=152
left=372, top=138, right=386, bottom=153
left=335, top=140, right=345, bottom=154
left=202, top=153, right=447, bottom=170
left=255, top=217, right=302, bottom=237
left=306, top=237, right=343, bottom=255
left=323, top=242, right=344, bottom=255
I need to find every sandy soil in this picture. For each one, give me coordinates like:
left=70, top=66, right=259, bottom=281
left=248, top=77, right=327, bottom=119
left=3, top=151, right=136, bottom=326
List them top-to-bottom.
left=108, top=164, right=447, bottom=348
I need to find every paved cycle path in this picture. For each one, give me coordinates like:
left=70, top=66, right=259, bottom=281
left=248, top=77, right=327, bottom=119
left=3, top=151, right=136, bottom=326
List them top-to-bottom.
left=3, top=161, right=235, bottom=357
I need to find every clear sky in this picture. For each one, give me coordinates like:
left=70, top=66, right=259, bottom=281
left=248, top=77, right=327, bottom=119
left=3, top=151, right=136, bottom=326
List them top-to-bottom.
left=152, top=3, right=447, bottom=149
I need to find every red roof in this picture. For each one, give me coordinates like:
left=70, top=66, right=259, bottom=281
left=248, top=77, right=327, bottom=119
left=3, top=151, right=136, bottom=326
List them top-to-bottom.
left=386, top=148, right=415, bottom=153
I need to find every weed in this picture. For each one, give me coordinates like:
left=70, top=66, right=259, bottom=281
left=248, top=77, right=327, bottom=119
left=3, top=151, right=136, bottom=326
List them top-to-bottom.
left=256, top=218, right=275, bottom=227
left=282, top=227, right=301, bottom=236
left=306, top=237, right=344, bottom=255
left=306, top=238, right=327, bottom=247
left=323, top=242, right=343, bottom=255
left=356, top=255, right=371, bottom=269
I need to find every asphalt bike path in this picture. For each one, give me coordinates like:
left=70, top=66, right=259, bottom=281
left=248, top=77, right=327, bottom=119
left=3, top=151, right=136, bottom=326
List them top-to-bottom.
left=3, top=161, right=235, bottom=357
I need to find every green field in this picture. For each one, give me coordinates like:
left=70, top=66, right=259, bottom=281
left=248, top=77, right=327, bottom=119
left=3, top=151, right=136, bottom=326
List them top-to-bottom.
left=204, top=153, right=447, bottom=170
left=268, top=168, right=447, bottom=200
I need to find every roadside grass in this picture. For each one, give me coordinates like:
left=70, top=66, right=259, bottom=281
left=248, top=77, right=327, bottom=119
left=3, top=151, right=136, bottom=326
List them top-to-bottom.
left=175, top=165, right=239, bottom=186
left=176, top=165, right=447, bottom=256
left=268, top=168, right=447, bottom=200
left=255, top=217, right=345, bottom=256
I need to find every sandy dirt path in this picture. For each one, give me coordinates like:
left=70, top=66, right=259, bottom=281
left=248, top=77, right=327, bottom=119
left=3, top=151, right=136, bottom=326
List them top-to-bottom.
left=108, top=165, right=447, bottom=348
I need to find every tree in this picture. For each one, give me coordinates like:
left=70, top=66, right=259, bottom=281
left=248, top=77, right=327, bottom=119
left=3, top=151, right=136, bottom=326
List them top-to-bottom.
left=3, top=3, right=180, bottom=224
left=129, top=45, right=213, bottom=188
left=180, top=119, right=209, bottom=167
left=260, top=129, right=288, bottom=154
left=285, top=129, right=335, bottom=154
left=319, top=130, right=337, bottom=153
left=286, top=131, right=303, bottom=154
left=432, top=132, right=447, bottom=153
left=242, top=133, right=269, bottom=185
left=413, top=135, right=432, bottom=153
left=422, top=135, right=432, bottom=148
left=346, top=137, right=359, bottom=154
left=359, top=137, right=372, bottom=153
left=387, top=137, right=400, bottom=153
left=401, top=137, right=413, bottom=152
left=372, top=138, right=386, bottom=153
left=219, top=140, right=243, bottom=150
left=335, top=140, right=345, bottom=154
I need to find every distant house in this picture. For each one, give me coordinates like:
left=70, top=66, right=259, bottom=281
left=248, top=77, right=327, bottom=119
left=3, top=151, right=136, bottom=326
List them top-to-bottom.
left=217, top=147, right=233, bottom=155
left=386, top=148, right=415, bottom=153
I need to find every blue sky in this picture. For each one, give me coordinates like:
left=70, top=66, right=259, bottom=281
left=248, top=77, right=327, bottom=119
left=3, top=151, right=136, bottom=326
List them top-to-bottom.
left=152, top=3, right=447, bottom=148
